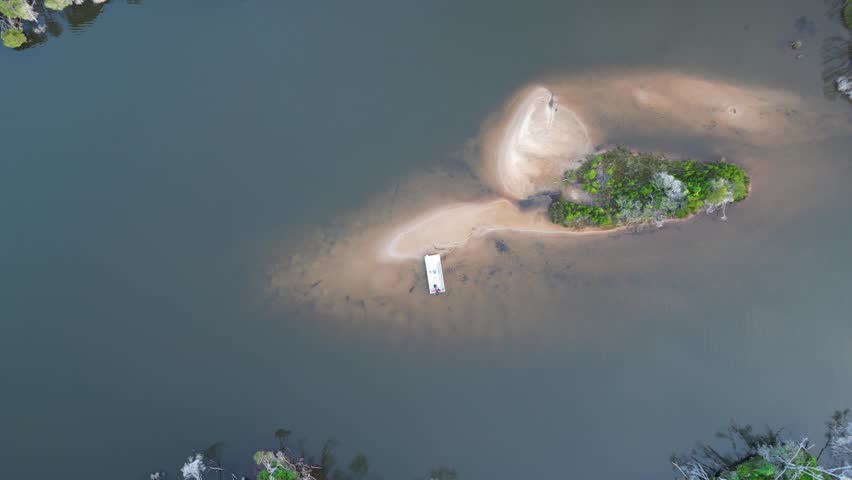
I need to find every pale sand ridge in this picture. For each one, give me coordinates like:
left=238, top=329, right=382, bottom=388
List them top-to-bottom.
left=487, top=85, right=593, bottom=200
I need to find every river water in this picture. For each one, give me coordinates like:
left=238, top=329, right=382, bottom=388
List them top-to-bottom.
left=2, top=1, right=851, bottom=479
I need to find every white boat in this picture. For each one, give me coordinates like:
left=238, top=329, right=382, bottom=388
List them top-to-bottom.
left=424, top=254, right=446, bottom=295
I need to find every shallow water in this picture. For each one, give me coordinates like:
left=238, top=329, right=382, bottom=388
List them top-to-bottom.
left=1, top=1, right=851, bottom=479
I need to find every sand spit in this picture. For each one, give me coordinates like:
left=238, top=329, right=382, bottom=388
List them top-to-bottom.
left=269, top=70, right=837, bottom=332
left=482, top=85, right=593, bottom=200
left=382, top=198, right=606, bottom=261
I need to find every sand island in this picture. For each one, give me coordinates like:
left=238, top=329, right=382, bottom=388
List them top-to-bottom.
left=269, top=70, right=840, bottom=328
left=380, top=80, right=756, bottom=261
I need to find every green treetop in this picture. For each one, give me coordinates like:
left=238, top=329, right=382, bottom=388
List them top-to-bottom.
left=43, top=0, right=72, bottom=11
left=1, top=27, right=26, bottom=47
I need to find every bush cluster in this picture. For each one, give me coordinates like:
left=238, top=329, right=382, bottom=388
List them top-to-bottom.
left=1, top=0, right=90, bottom=49
left=1, top=28, right=26, bottom=47
left=549, top=148, right=749, bottom=227
left=721, top=449, right=825, bottom=480
left=257, top=468, right=299, bottom=480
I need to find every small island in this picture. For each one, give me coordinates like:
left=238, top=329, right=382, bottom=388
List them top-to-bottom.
left=549, top=148, right=750, bottom=228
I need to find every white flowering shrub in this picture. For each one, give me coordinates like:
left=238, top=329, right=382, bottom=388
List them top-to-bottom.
left=837, top=77, right=852, bottom=100
left=654, top=171, right=686, bottom=201
left=615, top=197, right=644, bottom=224
left=828, top=410, right=852, bottom=462
left=181, top=453, right=206, bottom=480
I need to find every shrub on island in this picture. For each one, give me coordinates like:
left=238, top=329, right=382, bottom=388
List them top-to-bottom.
left=1, top=27, right=26, bottom=47
left=549, top=148, right=749, bottom=228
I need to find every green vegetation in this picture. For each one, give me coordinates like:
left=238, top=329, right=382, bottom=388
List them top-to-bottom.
left=0, top=0, right=33, bottom=19
left=1, top=0, right=107, bottom=49
left=1, top=0, right=35, bottom=48
left=43, top=0, right=72, bottom=10
left=844, top=0, right=852, bottom=29
left=1, top=26, right=25, bottom=47
left=549, top=148, right=749, bottom=228
left=549, top=202, right=611, bottom=226
left=153, top=411, right=852, bottom=480
left=673, top=411, right=852, bottom=480
left=152, top=427, right=458, bottom=480
left=253, top=451, right=303, bottom=480
left=723, top=451, right=825, bottom=480
left=733, top=458, right=777, bottom=480
left=257, top=466, right=299, bottom=480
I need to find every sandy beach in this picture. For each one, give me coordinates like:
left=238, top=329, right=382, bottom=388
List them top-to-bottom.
left=481, top=85, right=593, bottom=201
left=382, top=198, right=579, bottom=261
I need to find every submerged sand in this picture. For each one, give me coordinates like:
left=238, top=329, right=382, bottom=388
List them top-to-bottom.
left=268, top=69, right=842, bottom=332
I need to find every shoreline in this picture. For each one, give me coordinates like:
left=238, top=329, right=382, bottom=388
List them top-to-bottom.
left=378, top=183, right=739, bottom=262
left=380, top=198, right=616, bottom=261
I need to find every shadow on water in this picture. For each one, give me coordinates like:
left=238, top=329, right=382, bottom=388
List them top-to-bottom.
left=63, top=1, right=108, bottom=32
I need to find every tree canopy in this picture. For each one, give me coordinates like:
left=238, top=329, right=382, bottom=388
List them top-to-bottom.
left=1, top=25, right=25, bottom=47
left=550, top=148, right=750, bottom=228
left=673, top=412, right=852, bottom=480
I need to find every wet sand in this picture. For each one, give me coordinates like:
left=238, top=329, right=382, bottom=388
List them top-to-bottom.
left=267, top=69, right=844, bottom=335
left=382, top=198, right=606, bottom=261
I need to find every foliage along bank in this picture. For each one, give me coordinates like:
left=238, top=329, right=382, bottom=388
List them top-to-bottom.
left=0, top=0, right=107, bottom=48
left=549, top=148, right=749, bottom=228
left=157, top=410, right=852, bottom=480
left=673, top=410, right=852, bottom=480
left=154, top=428, right=458, bottom=480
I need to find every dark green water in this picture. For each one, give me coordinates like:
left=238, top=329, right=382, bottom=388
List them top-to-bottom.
left=2, top=1, right=851, bottom=479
